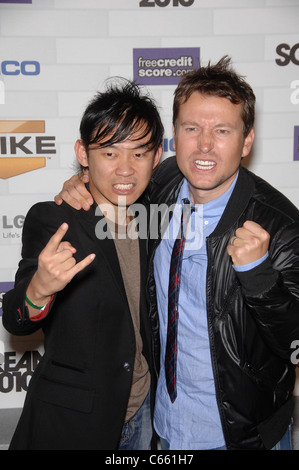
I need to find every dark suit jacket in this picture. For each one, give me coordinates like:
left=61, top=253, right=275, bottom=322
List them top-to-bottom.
left=2, top=200, right=153, bottom=450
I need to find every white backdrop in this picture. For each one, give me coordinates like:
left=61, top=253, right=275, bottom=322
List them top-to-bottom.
left=0, top=0, right=298, bottom=424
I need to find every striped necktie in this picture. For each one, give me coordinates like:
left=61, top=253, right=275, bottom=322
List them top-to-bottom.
left=165, top=198, right=194, bottom=403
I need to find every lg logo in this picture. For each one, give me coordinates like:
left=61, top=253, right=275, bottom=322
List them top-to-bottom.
left=140, top=0, right=194, bottom=7
left=276, top=43, right=299, bottom=66
left=2, top=215, right=25, bottom=230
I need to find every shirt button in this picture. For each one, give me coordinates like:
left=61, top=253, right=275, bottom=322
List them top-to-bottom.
left=123, top=362, right=132, bottom=372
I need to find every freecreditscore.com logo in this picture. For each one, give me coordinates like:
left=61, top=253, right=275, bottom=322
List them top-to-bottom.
left=133, top=47, right=200, bottom=86
left=0, top=120, right=56, bottom=179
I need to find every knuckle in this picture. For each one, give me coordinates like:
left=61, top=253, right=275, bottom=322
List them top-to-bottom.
left=251, top=236, right=260, bottom=247
left=52, top=267, right=61, bottom=278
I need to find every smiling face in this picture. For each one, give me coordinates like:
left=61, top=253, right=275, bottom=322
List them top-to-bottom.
left=173, top=92, right=254, bottom=204
left=75, top=127, right=161, bottom=220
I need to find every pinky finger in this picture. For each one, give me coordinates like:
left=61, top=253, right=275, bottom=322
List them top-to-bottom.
left=71, top=253, right=96, bottom=277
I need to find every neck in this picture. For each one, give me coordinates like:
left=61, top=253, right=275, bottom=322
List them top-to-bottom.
left=189, top=173, right=239, bottom=205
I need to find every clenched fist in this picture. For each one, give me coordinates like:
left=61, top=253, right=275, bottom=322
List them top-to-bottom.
left=227, top=220, right=270, bottom=266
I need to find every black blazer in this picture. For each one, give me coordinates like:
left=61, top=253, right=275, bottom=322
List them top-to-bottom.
left=2, top=200, right=153, bottom=450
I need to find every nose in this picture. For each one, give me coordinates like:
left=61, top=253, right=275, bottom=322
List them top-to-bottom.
left=198, top=130, right=214, bottom=154
left=115, top=155, right=134, bottom=176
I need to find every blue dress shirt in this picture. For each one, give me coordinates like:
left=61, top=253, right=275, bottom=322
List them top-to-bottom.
left=153, top=174, right=267, bottom=450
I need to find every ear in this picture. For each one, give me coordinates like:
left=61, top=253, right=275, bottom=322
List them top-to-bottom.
left=241, top=128, right=254, bottom=159
left=74, top=139, right=88, bottom=168
left=153, top=145, right=163, bottom=170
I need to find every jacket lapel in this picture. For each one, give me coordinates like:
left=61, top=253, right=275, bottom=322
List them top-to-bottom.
left=210, top=166, right=255, bottom=237
left=75, top=202, right=128, bottom=305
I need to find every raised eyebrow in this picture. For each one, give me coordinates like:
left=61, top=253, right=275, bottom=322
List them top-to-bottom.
left=181, top=121, right=199, bottom=127
left=214, top=123, right=235, bottom=129
left=132, top=143, right=150, bottom=151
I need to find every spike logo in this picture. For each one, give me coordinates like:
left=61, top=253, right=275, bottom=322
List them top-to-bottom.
left=0, top=120, right=56, bottom=179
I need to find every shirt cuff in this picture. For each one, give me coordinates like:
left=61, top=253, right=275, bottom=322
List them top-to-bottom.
left=233, top=252, right=269, bottom=272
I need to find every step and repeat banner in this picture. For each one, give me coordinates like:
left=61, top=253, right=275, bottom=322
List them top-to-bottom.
left=0, top=0, right=298, bottom=434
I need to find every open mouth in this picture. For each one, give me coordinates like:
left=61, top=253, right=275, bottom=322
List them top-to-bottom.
left=194, top=160, right=216, bottom=170
left=114, top=183, right=134, bottom=190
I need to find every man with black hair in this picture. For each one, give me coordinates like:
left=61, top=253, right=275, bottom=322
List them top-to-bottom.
left=55, top=57, right=299, bottom=450
left=2, top=79, right=163, bottom=450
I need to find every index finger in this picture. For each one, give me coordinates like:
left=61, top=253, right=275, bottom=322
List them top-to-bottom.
left=45, top=223, right=69, bottom=253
